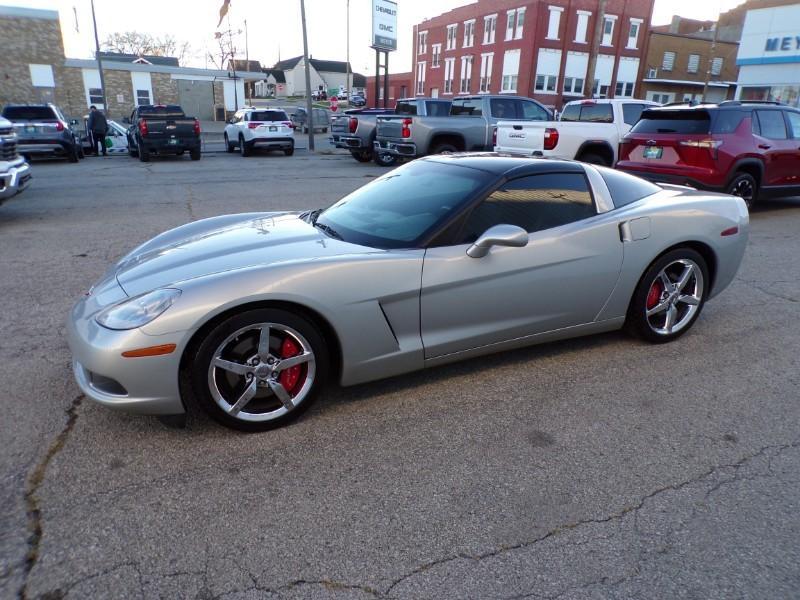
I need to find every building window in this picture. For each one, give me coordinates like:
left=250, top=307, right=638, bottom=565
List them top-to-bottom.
left=547, top=6, right=563, bottom=40
left=504, top=8, right=525, bottom=41
left=516, top=8, right=525, bottom=39
left=575, top=10, right=590, bottom=43
left=483, top=14, right=497, bottom=44
left=602, top=16, right=616, bottom=46
left=464, top=19, right=475, bottom=47
left=627, top=19, right=642, bottom=49
left=446, top=24, right=458, bottom=51
left=418, top=30, right=428, bottom=54
left=431, top=44, right=442, bottom=68
left=501, top=49, right=520, bottom=93
left=662, top=51, right=676, bottom=71
left=479, top=53, right=493, bottom=92
left=687, top=54, right=700, bottom=74
left=460, top=55, right=473, bottom=93
left=444, top=57, right=455, bottom=94
left=711, top=57, right=723, bottom=76
left=416, top=61, right=426, bottom=94
left=29, top=64, right=55, bottom=87
left=535, top=74, right=557, bottom=93
left=563, top=76, right=584, bottom=95
left=592, top=80, right=609, bottom=98
left=614, top=81, right=634, bottom=97
left=89, top=88, right=104, bottom=104
left=136, top=89, right=151, bottom=105
left=649, top=92, right=672, bottom=104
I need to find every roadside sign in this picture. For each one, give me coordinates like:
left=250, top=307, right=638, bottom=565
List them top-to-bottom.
left=371, top=0, right=397, bottom=51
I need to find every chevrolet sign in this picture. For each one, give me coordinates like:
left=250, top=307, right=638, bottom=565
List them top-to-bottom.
left=372, top=0, right=397, bottom=51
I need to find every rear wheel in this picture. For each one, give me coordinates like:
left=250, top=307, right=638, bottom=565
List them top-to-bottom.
left=224, top=133, right=234, bottom=153
left=239, top=136, right=251, bottom=157
left=431, top=142, right=458, bottom=155
left=67, top=145, right=79, bottom=163
left=138, top=145, right=150, bottom=162
left=284, top=145, right=294, bottom=157
left=190, top=147, right=201, bottom=160
left=350, top=150, right=372, bottom=162
left=373, top=152, right=396, bottom=167
left=578, top=152, right=610, bottom=166
left=726, top=172, right=758, bottom=209
left=625, top=248, right=708, bottom=344
left=191, top=308, right=329, bottom=432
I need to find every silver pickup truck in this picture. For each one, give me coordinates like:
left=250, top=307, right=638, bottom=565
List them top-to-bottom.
left=374, top=95, right=552, bottom=160
left=330, top=98, right=451, bottom=166
left=0, top=116, right=32, bottom=206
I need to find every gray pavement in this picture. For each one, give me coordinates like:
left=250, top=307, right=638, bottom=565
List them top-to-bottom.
left=1, top=152, right=799, bottom=600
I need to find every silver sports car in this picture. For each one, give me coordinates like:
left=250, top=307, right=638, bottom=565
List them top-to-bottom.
left=67, top=154, right=749, bottom=431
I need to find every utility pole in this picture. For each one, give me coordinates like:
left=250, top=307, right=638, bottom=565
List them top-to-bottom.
left=90, top=0, right=109, bottom=116
left=301, top=0, right=314, bottom=151
left=346, top=0, right=351, bottom=100
left=584, top=0, right=607, bottom=99
left=226, top=13, right=239, bottom=111
left=245, top=19, right=251, bottom=104
left=702, top=19, right=721, bottom=101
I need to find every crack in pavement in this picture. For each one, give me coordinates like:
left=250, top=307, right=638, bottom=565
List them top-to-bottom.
left=186, top=184, right=197, bottom=222
left=735, top=278, right=798, bottom=303
left=18, top=395, right=83, bottom=600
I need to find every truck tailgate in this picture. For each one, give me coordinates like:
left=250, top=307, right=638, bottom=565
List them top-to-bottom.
left=331, top=115, right=350, bottom=135
left=376, top=116, right=406, bottom=139
left=143, top=118, right=196, bottom=138
left=494, top=121, right=547, bottom=155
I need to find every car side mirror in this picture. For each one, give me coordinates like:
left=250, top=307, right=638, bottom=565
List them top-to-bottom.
left=467, top=224, right=528, bottom=258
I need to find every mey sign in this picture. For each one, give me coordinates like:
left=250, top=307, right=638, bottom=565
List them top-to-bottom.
left=764, top=36, right=800, bottom=52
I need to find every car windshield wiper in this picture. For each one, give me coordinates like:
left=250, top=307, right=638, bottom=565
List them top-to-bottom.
left=313, top=219, right=343, bottom=240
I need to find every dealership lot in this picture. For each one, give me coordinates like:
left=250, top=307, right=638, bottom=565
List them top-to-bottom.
left=1, top=153, right=799, bottom=599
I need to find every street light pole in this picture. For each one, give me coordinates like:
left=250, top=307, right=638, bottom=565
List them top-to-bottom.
left=90, top=0, right=109, bottom=116
left=301, top=0, right=314, bottom=151
left=346, top=0, right=351, bottom=100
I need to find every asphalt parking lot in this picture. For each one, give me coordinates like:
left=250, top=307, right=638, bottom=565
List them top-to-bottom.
left=1, top=150, right=799, bottom=600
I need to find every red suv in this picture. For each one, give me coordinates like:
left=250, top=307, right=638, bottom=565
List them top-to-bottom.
left=616, top=101, right=800, bottom=207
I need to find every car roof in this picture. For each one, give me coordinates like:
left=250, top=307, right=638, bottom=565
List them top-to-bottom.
left=422, top=152, right=585, bottom=176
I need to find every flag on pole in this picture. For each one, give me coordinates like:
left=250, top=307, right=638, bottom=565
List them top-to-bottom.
left=217, top=0, right=231, bottom=28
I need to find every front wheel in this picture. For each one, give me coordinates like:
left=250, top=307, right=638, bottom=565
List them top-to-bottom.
left=373, top=152, right=396, bottom=167
left=726, top=172, right=758, bottom=209
left=625, top=248, right=709, bottom=344
left=190, top=308, right=329, bottom=432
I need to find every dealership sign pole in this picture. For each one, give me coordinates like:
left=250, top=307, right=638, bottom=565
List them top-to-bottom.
left=371, top=0, right=397, bottom=108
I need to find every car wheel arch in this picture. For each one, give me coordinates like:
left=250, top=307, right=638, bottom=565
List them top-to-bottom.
left=430, top=133, right=466, bottom=152
left=575, top=141, right=615, bottom=166
left=727, top=158, right=764, bottom=187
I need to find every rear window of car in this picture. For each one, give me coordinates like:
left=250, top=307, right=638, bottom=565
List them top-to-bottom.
left=395, top=102, right=418, bottom=115
left=560, top=103, right=613, bottom=123
left=138, top=105, right=185, bottom=118
left=2, top=106, right=57, bottom=121
left=250, top=110, right=288, bottom=121
left=630, top=110, right=711, bottom=134
left=712, top=110, right=748, bottom=134
left=595, top=166, right=662, bottom=208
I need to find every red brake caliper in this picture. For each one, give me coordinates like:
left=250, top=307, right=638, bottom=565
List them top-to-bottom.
left=647, top=280, right=663, bottom=310
left=278, top=337, right=302, bottom=395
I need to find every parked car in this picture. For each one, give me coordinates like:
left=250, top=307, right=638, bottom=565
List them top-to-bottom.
left=311, top=90, right=328, bottom=101
left=349, top=94, right=366, bottom=107
left=374, top=95, right=552, bottom=161
left=331, top=98, right=452, bottom=166
left=494, top=98, right=659, bottom=166
left=617, top=100, right=800, bottom=208
left=1, top=103, right=83, bottom=162
left=126, top=104, right=201, bottom=162
left=290, top=107, right=330, bottom=134
left=224, top=108, right=295, bottom=157
left=0, top=115, right=32, bottom=205
left=76, top=117, right=130, bottom=155
left=67, top=153, right=748, bottom=432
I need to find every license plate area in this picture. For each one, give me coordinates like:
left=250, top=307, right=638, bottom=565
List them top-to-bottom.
left=269, top=126, right=277, bottom=132
left=168, top=138, right=179, bottom=145
left=643, top=146, right=663, bottom=159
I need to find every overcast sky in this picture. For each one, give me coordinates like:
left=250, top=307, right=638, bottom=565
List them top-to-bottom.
left=9, top=0, right=747, bottom=74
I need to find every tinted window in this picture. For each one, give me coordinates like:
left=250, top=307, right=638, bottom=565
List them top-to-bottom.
left=490, top=98, right=517, bottom=119
left=451, top=99, right=482, bottom=116
left=520, top=100, right=550, bottom=120
left=395, top=101, right=418, bottom=115
left=426, top=101, right=451, bottom=116
left=560, top=103, right=613, bottom=123
left=622, top=103, right=647, bottom=126
left=559, top=104, right=581, bottom=122
left=137, top=105, right=185, bottom=118
left=2, top=106, right=57, bottom=121
left=630, top=110, right=711, bottom=134
left=712, top=110, right=747, bottom=134
left=756, top=110, right=787, bottom=139
left=249, top=111, right=289, bottom=121
left=785, top=111, right=800, bottom=139
left=316, top=161, right=487, bottom=249
left=595, top=166, right=661, bottom=208
left=459, top=173, right=596, bottom=243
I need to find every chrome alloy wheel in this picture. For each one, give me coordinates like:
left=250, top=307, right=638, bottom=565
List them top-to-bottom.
left=731, top=178, right=755, bottom=205
left=645, top=259, right=704, bottom=336
left=207, top=323, right=316, bottom=422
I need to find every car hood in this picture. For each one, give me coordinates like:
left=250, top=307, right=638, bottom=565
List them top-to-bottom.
left=115, top=212, right=372, bottom=296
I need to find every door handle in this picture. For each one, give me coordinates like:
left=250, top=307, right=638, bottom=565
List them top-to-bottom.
left=758, top=144, right=771, bottom=149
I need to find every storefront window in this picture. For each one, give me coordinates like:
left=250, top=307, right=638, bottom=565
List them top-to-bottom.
left=741, top=85, right=800, bottom=107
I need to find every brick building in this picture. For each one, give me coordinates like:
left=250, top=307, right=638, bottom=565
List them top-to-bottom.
left=411, top=0, right=655, bottom=110
left=639, top=32, right=740, bottom=104
left=365, top=72, right=413, bottom=105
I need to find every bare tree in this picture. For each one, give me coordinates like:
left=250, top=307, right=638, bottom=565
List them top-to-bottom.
left=102, top=32, right=192, bottom=64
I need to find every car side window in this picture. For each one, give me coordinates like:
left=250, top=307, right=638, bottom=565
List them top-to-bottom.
left=490, top=98, right=518, bottom=119
left=451, top=99, right=482, bottom=116
left=519, top=100, right=549, bottom=121
left=622, top=104, right=647, bottom=126
left=755, top=110, right=787, bottom=139
left=784, top=111, right=800, bottom=139
left=458, top=173, right=596, bottom=244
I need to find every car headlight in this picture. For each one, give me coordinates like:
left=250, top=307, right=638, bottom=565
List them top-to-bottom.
left=96, top=288, right=181, bottom=330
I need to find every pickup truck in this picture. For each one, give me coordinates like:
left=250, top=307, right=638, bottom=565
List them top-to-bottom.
left=374, top=95, right=552, bottom=160
left=330, top=97, right=451, bottom=166
left=494, top=98, right=658, bottom=166
left=126, top=104, right=201, bottom=162
left=0, top=115, right=32, bottom=205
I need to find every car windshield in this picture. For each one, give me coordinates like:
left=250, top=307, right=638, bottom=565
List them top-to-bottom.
left=2, top=106, right=56, bottom=121
left=250, top=111, right=288, bottom=121
left=315, top=160, right=487, bottom=249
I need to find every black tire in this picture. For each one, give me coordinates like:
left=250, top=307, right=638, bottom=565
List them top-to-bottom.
left=303, top=126, right=309, bottom=134
left=321, top=128, right=328, bottom=133
left=224, top=133, right=234, bottom=153
left=239, top=136, right=251, bottom=157
left=128, top=137, right=138, bottom=157
left=431, top=143, right=458, bottom=155
left=77, top=144, right=85, bottom=159
left=67, top=145, right=79, bottom=163
left=138, top=145, right=150, bottom=162
left=284, top=145, right=294, bottom=156
left=190, top=147, right=201, bottom=161
left=350, top=150, right=372, bottom=162
left=373, top=152, right=397, bottom=167
left=577, top=152, right=610, bottom=167
left=726, top=172, right=758, bottom=209
left=625, top=248, right=709, bottom=344
left=190, top=308, right=329, bottom=432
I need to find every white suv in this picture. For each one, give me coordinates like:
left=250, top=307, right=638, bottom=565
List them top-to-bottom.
left=224, top=108, right=295, bottom=157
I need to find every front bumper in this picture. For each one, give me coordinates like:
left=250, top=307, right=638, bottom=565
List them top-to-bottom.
left=374, top=139, right=418, bottom=157
left=0, top=160, right=32, bottom=200
left=67, top=285, right=187, bottom=416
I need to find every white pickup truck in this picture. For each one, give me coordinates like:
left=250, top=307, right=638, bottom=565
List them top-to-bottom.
left=494, top=98, right=658, bottom=166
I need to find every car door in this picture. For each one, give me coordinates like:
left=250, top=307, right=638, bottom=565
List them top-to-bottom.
left=753, top=109, right=792, bottom=186
left=781, top=110, right=800, bottom=191
left=420, top=171, right=624, bottom=358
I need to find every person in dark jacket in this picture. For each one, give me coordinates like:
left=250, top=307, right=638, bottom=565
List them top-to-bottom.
left=87, top=105, right=108, bottom=156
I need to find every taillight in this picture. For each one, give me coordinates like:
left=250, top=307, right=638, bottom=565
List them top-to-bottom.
left=349, top=117, right=358, bottom=133
left=138, top=118, right=148, bottom=136
left=401, top=118, right=412, bottom=138
left=193, top=119, right=201, bottom=135
left=55, top=121, right=64, bottom=131
left=283, top=121, right=294, bottom=129
left=248, top=122, right=260, bottom=129
left=492, top=127, right=497, bottom=147
left=543, top=127, right=559, bottom=150
left=679, top=139, right=721, bottom=159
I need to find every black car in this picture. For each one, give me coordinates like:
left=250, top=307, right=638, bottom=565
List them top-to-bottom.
left=349, top=95, right=366, bottom=107
left=1, top=104, right=83, bottom=162
left=125, top=104, right=201, bottom=161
